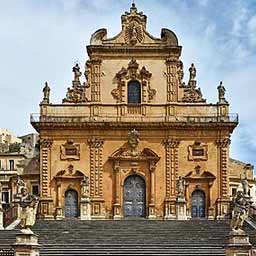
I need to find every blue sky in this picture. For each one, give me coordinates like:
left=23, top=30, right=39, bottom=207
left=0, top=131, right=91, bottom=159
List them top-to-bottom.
left=0, top=0, right=256, bottom=169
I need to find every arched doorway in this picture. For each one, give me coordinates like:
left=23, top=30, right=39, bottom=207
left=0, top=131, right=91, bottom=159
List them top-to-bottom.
left=128, top=80, right=141, bottom=104
left=124, top=175, right=146, bottom=217
left=65, top=189, right=79, bottom=218
left=191, top=190, right=205, bottom=218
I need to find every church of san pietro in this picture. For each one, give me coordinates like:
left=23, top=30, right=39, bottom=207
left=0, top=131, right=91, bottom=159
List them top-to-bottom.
left=31, top=3, right=240, bottom=221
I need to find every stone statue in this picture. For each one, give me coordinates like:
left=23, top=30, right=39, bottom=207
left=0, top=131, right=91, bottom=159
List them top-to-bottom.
left=73, top=63, right=82, bottom=82
left=189, top=63, right=196, bottom=81
left=217, top=81, right=227, bottom=103
left=42, top=82, right=50, bottom=104
left=16, top=176, right=26, bottom=196
left=81, top=176, right=90, bottom=198
left=176, top=176, right=186, bottom=197
left=230, top=184, right=250, bottom=232
left=18, top=187, right=39, bottom=233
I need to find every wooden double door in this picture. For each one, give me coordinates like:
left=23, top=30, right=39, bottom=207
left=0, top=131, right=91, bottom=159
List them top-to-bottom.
left=123, top=175, right=146, bottom=217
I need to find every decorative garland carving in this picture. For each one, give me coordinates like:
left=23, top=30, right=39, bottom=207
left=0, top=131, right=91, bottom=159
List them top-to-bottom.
left=111, top=58, right=156, bottom=103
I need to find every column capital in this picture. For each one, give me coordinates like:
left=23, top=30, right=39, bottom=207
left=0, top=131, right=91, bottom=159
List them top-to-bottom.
left=87, top=138, right=104, bottom=148
left=162, top=138, right=180, bottom=148
left=216, top=138, right=231, bottom=148
left=39, top=139, right=53, bottom=148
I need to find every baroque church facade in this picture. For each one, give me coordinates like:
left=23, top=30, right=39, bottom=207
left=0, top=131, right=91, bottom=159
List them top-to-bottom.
left=31, top=4, right=239, bottom=220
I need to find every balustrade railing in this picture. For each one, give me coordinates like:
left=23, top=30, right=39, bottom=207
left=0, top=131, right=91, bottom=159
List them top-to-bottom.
left=31, top=113, right=239, bottom=124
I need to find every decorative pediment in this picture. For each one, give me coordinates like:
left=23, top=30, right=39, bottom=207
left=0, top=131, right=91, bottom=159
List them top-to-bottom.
left=90, top=4, right=178, bottom=47
left=111, top=58, right=156, bottom=103
left=62, top=64, right=89, bottom=104
left=182, top=64, right=206, bottom=103
left=55, top=164, right=84, bottom=178
left=184, top=166, right=215, bottom=182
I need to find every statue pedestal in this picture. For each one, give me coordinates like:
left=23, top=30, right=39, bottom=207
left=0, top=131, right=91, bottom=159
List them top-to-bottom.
left=176, top=196, right=187, bottom=220
left=80, top=197, right=91, bottom=220
left=216, top=198, right=230, bottom=219
left=164, top=199, right=176, bottom=220
left=113, top=203, right=122, bottom=220
left=148, top=204, right=157, bottom=220
left=55, top=207, right=64, bottom=220
left=13, top=230, right=40, bottom=256
left=226, top=230, right=252, bottom=256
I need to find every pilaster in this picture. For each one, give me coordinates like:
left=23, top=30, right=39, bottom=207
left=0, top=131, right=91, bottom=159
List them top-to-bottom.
left=216, top=137, right=231, bottom=219
left=88, top=138, right=105, bottom=219
left=163, top=138, right=180, bottom=219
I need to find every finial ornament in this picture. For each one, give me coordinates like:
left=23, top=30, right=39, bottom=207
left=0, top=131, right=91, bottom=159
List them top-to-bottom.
left=42, top=81, right=50, bottom=104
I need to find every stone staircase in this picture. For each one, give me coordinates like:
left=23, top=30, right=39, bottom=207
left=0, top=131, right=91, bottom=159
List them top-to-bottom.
left=0, top=219, right=256, bottom=255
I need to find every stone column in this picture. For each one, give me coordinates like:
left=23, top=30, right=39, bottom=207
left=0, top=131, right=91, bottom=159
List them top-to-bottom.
left=216, top=137, right=231, bottom=219
left=88, top=138, right=105, bottom=219
left=163, top=138, right=180, bottom=219
left=39, top=139, right=54, bottom=219
left=148, top=161, right=156, bottom=219
left=113, top=165, right=121, bottom=220
left=13, top=232, right=40, bottom=256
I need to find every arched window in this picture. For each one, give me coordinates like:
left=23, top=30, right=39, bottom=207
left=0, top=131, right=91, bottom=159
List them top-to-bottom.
left=128, top=81, right=141, bottom=104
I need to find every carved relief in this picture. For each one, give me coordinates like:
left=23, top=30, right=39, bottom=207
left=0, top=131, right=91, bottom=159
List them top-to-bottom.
left=125, top=21, right=144, bottom=46
left=111, top=58, right=156, bottom=103
left=182, top=63, right=206, bottom=103
left=63, top=64, right=89, bottom=104
left=60, top=139, right=80, bottom=161
left=188, top=141, right=208, bottom=161
left=55, top=165, right=84, bottom=177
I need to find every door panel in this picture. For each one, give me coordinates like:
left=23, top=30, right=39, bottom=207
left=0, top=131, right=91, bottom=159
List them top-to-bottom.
left=124, top=175, right=145, bottom=217
left=65, top=189, right=78, bottom=218
left=191, top=190, right=205, bottom=218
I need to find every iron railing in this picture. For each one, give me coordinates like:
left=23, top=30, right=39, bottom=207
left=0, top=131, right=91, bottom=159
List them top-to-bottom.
left=31, top=113, right=238, bottom=124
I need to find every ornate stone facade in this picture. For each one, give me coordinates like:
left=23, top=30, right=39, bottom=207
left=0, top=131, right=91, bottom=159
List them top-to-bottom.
left=32, top=4, right=241, bottom=220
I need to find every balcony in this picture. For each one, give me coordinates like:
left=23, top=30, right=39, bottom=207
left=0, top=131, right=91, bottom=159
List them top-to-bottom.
left=31, top=113, right=238, bottom=125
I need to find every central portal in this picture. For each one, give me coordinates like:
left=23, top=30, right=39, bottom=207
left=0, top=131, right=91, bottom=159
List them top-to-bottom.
left=124, top=175, right=146, bottom=217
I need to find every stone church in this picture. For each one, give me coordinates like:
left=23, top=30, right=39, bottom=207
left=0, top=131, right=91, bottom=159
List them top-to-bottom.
left=31, top=3, right=240, bottom=220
